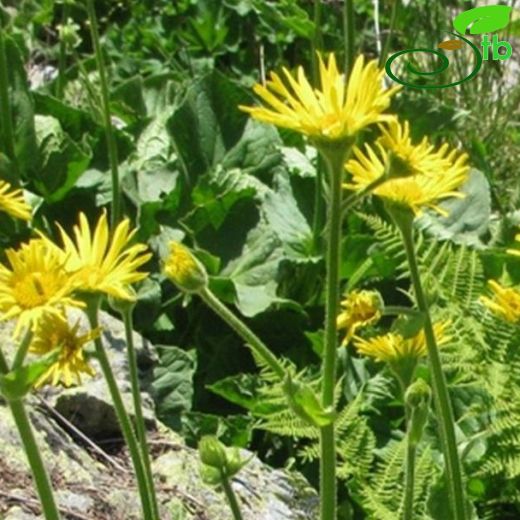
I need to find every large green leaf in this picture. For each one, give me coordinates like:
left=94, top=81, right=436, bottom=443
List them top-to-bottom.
left=1, top=36, right=38, bottom=183
left=166, top=70, right=252, bottom=180
left=33, top=115, right=92, bottom=202
left=417, top=169, right=491, bottom=247
left=263, top=171, right=315, bottom=261
left=221, top=222, right=284, bottom=316
left=151, top=346, right=196, bottom=429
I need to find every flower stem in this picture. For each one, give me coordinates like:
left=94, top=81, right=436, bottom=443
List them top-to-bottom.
left=85, top=0, right=121, bottom=228
left=311, top=0, right=323, bottom=85
left=343, top=0, right=355, bottom=77
left=380, top=0, right=400, bottom=67
left=56, top=3, right=69, bottom=99
left=0, top=23, right=18, bottom=181
left=320, top=147, right=348, bottom=520
left=397, top=217, right=467, bottom=520
left=199, top=287, right=285, bottom=380
left=85, top=301, right=155, bottom=520
left=121, top=309, right=160, bottom=520
left=12, top=329, right=33, bottom=370
left=0, top=348, right=61, bottom=520
left=403, top=407, right=416, bottom=520
left=220, top=474, right=244, bottom=520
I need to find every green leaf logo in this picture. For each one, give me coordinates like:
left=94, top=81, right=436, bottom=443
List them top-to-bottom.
left=453, top=5, right=512, bottom=35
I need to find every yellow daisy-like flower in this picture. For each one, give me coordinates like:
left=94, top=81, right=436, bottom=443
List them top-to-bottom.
left=239, top=54, right=400, bottom=142
left=378, top=120, right=465, bottom=178
left=344, top=123, right=469, bottom=216
left=0, top=180, right=31, bottom=221
left=49, top=212, right=151, bottom=301
left=506, top=234, right=520, bottom=258
left=0, top=239, right=82, bottom=337
left=163, top=241, right=208, bottom=293
left=480, top=280, right=520, bottom=323
left=337, top=290, right=382, bottom=345
left=30, top=312, right=99, bottom=387
left=354, top=321, right=450, bottom=363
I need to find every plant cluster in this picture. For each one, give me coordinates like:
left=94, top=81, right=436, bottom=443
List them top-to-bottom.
left=1, top=1, right=520, bottom=520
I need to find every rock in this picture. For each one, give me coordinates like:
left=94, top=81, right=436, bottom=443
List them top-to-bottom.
left=0, top=311, right=318, bottom=519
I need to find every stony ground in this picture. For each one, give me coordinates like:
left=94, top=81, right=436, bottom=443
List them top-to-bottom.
left=0, top=312, right=318, bottom=520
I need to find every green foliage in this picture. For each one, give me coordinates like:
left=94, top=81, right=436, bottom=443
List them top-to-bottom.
left=3, top=0, right=520, bottom=517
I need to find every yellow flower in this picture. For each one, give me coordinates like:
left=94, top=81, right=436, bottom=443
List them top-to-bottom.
left=239, top=54, right=400, bottom=143
left=378, top=119, right=465, bottom=178
left=344, top=122, right=469, bottom=216
left=0, top=180, right=31, bottom=221
left=51, top=212, right=151, bottom=301
left=506, top=234, right=520, bottom=258
left=0, top=239, right=82, bottom=337
left=163, top=241, right=208, bottom=293
left=481, top=280, right=520, bottom=323
left=337, top=290, right=382, bottom=345
left=30, top=312, right=99, bottom=387
left=353, top=321, right=450, bottom=363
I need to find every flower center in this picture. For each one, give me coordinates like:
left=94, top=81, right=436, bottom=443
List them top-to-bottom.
left=12, top=272, right=61, bottom=309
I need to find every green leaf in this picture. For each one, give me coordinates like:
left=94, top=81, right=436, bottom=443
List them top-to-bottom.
left=1, top=36, right=39, bottom=183
left=166, top=70, right=252, bottom=180
left=34, top=92, right=98, bottom=142
left=33, top=115, right=92, bottom=202
left=185, top=166, right=266, bottom=233
left=417, top=169, right=491, bottom=247
left=263, top=171, right=315, bottom=261
left=221, top=222, right=284, bottom=316
left=392, top=314, right=426, bottom=339
left=151, top=346, right=196, bottom=429
left=0, top=351, right=59, bottom=401
left=208, top=373, right=281, bottom=415
left=283, top=373, right=335, bottom=428
left=182, top=411, right=253, bottom=447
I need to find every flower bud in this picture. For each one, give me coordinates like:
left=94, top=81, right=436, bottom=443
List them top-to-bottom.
left=58, top=18, right=82, bottom=49
left=163, top=241, right=208, bottom=293
left=108, top=288, right=137, bottom=315
left=405, top=379, right=431, bottom=447
left=198, top=436, right=227, bottom=470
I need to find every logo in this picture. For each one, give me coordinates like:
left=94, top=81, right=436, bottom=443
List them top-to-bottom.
left=385, top=5, right=513, bottom=89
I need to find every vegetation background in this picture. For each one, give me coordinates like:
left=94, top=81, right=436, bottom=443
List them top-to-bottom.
left=2, top=0, right=520, bottom=518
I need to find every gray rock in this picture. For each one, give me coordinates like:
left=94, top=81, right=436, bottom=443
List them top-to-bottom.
left=0, top=311, right=318, bottom=519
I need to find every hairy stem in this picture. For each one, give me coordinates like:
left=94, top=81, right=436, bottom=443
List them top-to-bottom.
left=320, top=147, right=348, bottom=520
left=398, top=219, right=467, bottom=520
left=199, top=287, right=285, bottom=380
left=85, top=300, right=156, bottom=520
left=122, top=309, right=160, bottom=520
left=12, top=329, right=33, bottom=370
left=0, top=348, right=61, bottom=520
left=403, top=408, right=416, bottom=520
left=220, top=474, right=244, bottom=520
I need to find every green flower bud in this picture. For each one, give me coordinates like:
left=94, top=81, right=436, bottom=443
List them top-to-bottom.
left=58, top=18, right=82, bottom=49
left=163, top=241, right=208, bottom=293
left=108, top=288, right=137, bottom=315
left=405, top=379, right=431, bottom=447
left=198, top=436, right=227, bottom=470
